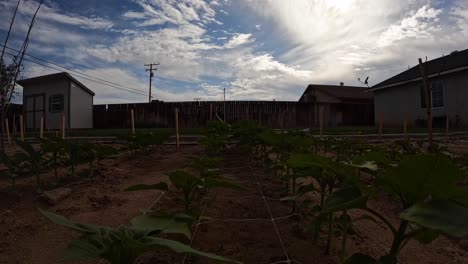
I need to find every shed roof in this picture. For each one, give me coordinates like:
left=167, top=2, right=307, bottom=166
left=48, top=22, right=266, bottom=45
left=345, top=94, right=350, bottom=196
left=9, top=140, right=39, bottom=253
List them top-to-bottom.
left=372, top=49, right=468, bottom=90
left=17, top=72, right=95, bottom=96
left=299, top=84, right=373, bottom=102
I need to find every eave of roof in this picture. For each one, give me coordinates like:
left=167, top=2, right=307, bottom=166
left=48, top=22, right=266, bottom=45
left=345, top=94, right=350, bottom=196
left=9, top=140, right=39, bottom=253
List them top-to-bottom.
left=369, top=66, right=468, bottom=91
left=17, top=72, right=95, bottom=96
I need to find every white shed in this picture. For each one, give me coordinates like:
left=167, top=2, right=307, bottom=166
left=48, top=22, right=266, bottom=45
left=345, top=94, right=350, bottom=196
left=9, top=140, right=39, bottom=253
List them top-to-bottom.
left=18, top=72, right=95, bottom=130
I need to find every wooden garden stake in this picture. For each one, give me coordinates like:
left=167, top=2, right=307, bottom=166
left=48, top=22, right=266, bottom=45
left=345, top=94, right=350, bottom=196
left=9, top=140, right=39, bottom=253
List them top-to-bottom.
left=418, top=58, right=433, bottom=148
left=209, top=103, right=213, bottom=120
left=319, top=106, right=324, bottom=138
left=175, top=108, right=180, bottom=149
left=130, top=109, right=135, bottom=136
left=61, top=113, right=66, bottom=139
left=19, top=114, right=24, bottom=141
left=40, top=114, right=44, bottom=139
left=378, top=114, right=383, bottom=142
left=403, top=114, right=408, bottom=141
left=446, top=114, right=450, bottom=141
left=12, top=115, right=16, bottom=135
left=5, top=118, right=10, bottom=145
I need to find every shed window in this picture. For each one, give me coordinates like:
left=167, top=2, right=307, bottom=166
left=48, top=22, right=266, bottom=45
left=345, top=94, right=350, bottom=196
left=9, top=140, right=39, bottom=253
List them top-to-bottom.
left=49, top=94, right=64, bottom=113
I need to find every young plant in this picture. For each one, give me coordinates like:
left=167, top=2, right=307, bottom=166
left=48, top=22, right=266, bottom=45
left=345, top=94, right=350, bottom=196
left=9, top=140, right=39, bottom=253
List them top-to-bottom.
left=200, top=121, right=231, bottom=154
left=41, top=137, right=66, bottom=180
left=15, top=140, right=48, bottom=192
left=63, top=140, right=86, bottom=177
left=0, top=151, right=27, bottom=190
left=322, top=153, right=468, bottom=264
left=127, top=170, right=242, bottom=217
left=39, top=209, right=241, bottom=264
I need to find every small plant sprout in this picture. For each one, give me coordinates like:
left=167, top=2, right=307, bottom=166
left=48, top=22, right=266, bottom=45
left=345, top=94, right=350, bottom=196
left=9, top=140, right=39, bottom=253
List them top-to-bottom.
left=39, top=209, right=242, bottom=264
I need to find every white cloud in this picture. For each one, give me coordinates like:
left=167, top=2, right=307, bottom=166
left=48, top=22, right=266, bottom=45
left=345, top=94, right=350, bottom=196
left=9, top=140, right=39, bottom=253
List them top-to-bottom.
left=0, top=0, right=113, bottom=30
left=123, top=0, right=220, bottom=26
left=377, top=5, right=442, bottom=47
left=224, top=33, right=255, bottom=48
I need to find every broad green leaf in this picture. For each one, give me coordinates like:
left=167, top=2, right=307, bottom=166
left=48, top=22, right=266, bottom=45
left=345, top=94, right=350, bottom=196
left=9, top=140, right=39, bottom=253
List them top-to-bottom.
left=380, top=154, right=464, bottom=205
left=168, top=171, right=199, bottom=189
left=125, top=182, right=168, bottom=192
left=321, top=186, right=368, bottom=214
left=400, top=200, right=468, bottom=238
left=39, top=209, right=106, bottom=234
left=130, top=214, right=191, bottom=239
left=147, top=236, right=242, bottom=263
left=61, top=237, right=103, bottom=261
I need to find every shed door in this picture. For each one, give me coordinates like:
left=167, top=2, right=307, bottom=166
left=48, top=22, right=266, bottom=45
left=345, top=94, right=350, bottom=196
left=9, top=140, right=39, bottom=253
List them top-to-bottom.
left=24, top=94, right=45, bottom=130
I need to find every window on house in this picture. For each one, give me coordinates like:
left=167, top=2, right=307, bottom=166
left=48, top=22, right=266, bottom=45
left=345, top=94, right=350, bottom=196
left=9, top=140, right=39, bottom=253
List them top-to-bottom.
left=420, top=81, right=444, bottom=108
left=430, top=81, right=444, bottom=108
left=49, top=94, right=64, bottom=113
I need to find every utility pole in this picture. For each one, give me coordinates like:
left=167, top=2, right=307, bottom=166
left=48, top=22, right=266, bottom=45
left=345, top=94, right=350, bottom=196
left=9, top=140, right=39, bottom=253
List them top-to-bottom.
left=145, top=63, right=159, bottom=103
left=223, top=88, right=226, bottom=122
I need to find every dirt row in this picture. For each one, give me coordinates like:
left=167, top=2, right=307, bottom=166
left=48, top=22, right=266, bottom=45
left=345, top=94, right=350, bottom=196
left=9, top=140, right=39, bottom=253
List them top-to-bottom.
left=0, top=145, right=467, bottom=263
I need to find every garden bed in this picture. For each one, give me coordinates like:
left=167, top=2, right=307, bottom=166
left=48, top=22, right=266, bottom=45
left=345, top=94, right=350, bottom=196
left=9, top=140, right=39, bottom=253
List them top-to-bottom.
left=0, top=141, right=467, bottom=264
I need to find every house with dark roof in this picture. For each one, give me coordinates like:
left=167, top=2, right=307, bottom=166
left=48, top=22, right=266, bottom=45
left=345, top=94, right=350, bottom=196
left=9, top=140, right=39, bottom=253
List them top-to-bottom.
left=370, top=49, right=468, bottom=128
left=17, top=72, right=95, bottom=130
left=299, top=83, right=374, bottom=126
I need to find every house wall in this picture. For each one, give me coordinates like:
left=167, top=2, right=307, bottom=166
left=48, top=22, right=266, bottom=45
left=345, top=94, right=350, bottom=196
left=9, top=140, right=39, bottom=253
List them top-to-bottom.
left=374, top=71, right=468, bottom=127
left=22, top=79, right=69, bottom=130
left=70, top=82, right=93, bottom=128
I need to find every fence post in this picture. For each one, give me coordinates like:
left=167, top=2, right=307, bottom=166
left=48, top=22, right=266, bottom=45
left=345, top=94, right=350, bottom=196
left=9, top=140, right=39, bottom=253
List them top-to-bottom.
left=319, top=106, right=324, bottom=138
left=175, top=108, right=180, bottom=150
left=130, top=109, right=135, bottom=136
left=61, top=113, right=66, bottom=139
left=19, top=114, right=24, bottom=141
left=40, top=114, right=44, bottom=139
left=378, top=114, right=383, bottom=142
left=5, top=118, right=10, bottom=145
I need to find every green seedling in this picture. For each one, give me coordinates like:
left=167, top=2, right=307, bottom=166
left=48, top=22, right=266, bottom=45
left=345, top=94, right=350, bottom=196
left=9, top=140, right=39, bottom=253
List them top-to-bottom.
left=39, top=209, right=241, bottom=264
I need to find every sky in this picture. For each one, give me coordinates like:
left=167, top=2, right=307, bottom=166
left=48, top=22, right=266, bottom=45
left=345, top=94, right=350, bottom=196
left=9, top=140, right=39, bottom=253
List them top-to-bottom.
left=1, top=0, right=468, bottom=104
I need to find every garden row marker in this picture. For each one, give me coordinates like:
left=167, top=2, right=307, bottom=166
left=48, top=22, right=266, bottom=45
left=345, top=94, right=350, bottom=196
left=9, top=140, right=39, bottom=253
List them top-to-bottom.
left=418, top=58, right=433, bottom=148
left=319, top=105, right=324, bottom=138
left=175, top=108, right=180, bottom=149
left=130, top=109, right=135, bottom=136
left=61, top=113, right=66, bottom=139
left=19, top=114, right=24, bottom=141
left=40, top=114, right=44, bottom=139
left=4, top=118, right=10, bottom=144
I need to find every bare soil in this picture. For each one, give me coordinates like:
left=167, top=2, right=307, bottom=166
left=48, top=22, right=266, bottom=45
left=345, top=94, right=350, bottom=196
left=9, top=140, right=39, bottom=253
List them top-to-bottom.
left=0, top=142, right=467, bottom=264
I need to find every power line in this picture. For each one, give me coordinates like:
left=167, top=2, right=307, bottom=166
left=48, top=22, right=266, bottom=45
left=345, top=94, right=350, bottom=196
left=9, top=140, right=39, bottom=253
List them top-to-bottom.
left=0, top=44, right=146, bottom=94
left=3, top=51, right=148, bottom=96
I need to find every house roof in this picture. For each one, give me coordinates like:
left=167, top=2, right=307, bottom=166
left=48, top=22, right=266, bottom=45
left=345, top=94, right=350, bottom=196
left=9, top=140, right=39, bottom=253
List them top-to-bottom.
left=371, top=48, right=468, bottom=90
left=17, top=72, right=95, bottom=96
left=299, top=84, right=373, bottom=102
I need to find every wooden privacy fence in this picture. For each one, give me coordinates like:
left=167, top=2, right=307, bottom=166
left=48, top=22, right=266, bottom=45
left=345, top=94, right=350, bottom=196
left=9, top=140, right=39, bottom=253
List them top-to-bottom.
left=93, top=101, right=317, bottom=129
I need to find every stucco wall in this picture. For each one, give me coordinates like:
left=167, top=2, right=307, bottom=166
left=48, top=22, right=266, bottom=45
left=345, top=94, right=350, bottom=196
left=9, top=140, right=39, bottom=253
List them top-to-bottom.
left=374, top=71, right=468, bottom=127
left=22, top=79, right=69, bottom=130
left=70, top=82, right=93, bottom=129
